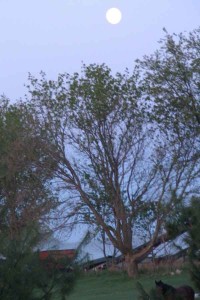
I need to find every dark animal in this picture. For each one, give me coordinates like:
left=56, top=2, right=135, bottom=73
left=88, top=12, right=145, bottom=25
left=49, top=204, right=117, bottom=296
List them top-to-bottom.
left=155, top=280, right=194, bottom=300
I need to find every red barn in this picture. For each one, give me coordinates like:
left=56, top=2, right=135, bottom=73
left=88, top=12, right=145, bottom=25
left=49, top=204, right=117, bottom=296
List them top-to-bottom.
left=39, top=249, right=76, bottom=261
left=39, top=249, right=76, bottom=271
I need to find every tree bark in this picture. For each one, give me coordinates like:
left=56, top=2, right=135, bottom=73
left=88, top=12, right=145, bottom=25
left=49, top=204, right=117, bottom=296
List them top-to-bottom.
left=124, top=253, right=139, bottom=278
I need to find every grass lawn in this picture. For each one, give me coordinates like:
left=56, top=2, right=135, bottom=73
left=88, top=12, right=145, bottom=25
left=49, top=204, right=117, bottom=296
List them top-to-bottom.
left=68, top=270, right=198, bottom=300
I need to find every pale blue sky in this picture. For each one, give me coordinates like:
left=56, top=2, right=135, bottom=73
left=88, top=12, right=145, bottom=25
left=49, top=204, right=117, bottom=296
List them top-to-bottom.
left=1, top=0, right=200, bottom=100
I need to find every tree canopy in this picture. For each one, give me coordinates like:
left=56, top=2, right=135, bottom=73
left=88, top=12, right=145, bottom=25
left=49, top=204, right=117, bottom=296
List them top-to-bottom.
left=137, top=27, right=200, bottom=138
left=0, top=97, right=58, bottom=236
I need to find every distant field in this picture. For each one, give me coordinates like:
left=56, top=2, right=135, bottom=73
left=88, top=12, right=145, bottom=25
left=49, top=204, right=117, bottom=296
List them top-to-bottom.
left=68, top=271, right=198, bottom=300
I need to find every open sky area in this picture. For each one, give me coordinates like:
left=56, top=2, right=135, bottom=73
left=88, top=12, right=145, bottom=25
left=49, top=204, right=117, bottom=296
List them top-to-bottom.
left=1, top=0, right=200, bottom=101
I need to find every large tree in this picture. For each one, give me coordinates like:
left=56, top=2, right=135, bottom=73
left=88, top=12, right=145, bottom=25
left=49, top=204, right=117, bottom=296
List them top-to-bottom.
left=27, top=61, right=200, bottom=277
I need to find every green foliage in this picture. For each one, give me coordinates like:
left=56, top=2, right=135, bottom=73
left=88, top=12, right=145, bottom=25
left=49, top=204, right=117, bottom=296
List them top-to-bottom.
left=137, top=27, right=200, bottom=137
left=0, top=97, right=58, bottom=234
left=166, top=196, right=200, bottom=291
left=185, top=197, right=200, bottom=290
left=166, top=202, right=190, bottom=239
left=0, top=223, right=77, bottom=300
left=0, top=224, right=42, bottom=299
left=33, top=255, right=77, bottom=300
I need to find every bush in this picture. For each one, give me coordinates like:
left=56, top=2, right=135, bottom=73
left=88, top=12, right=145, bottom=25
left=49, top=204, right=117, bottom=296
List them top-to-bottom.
left=0, top=225, right=77, bottom=300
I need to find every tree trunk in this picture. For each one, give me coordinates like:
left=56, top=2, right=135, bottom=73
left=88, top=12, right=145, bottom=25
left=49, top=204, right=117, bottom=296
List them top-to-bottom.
left=124, top=254, right=139, bottom=278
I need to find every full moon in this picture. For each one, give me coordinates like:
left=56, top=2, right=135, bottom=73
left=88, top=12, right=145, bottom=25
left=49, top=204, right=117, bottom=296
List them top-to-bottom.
left=106, top=8, right=122, bottom=25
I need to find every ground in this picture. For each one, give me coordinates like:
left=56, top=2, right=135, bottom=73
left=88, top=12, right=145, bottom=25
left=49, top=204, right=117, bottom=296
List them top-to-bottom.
left=67, top=270, right=199, bottom=300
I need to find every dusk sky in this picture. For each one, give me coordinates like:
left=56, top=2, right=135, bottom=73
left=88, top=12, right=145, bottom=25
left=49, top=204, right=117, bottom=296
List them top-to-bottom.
left=1, top=0, right=200, bottom=101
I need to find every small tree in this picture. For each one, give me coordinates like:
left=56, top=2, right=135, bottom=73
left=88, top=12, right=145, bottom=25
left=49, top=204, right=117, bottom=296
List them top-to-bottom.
left=166, top=196, right=200, bottom=291
left=184, top=198, right=200, bottom=291
left=0, top=222, right=77, bottom=300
